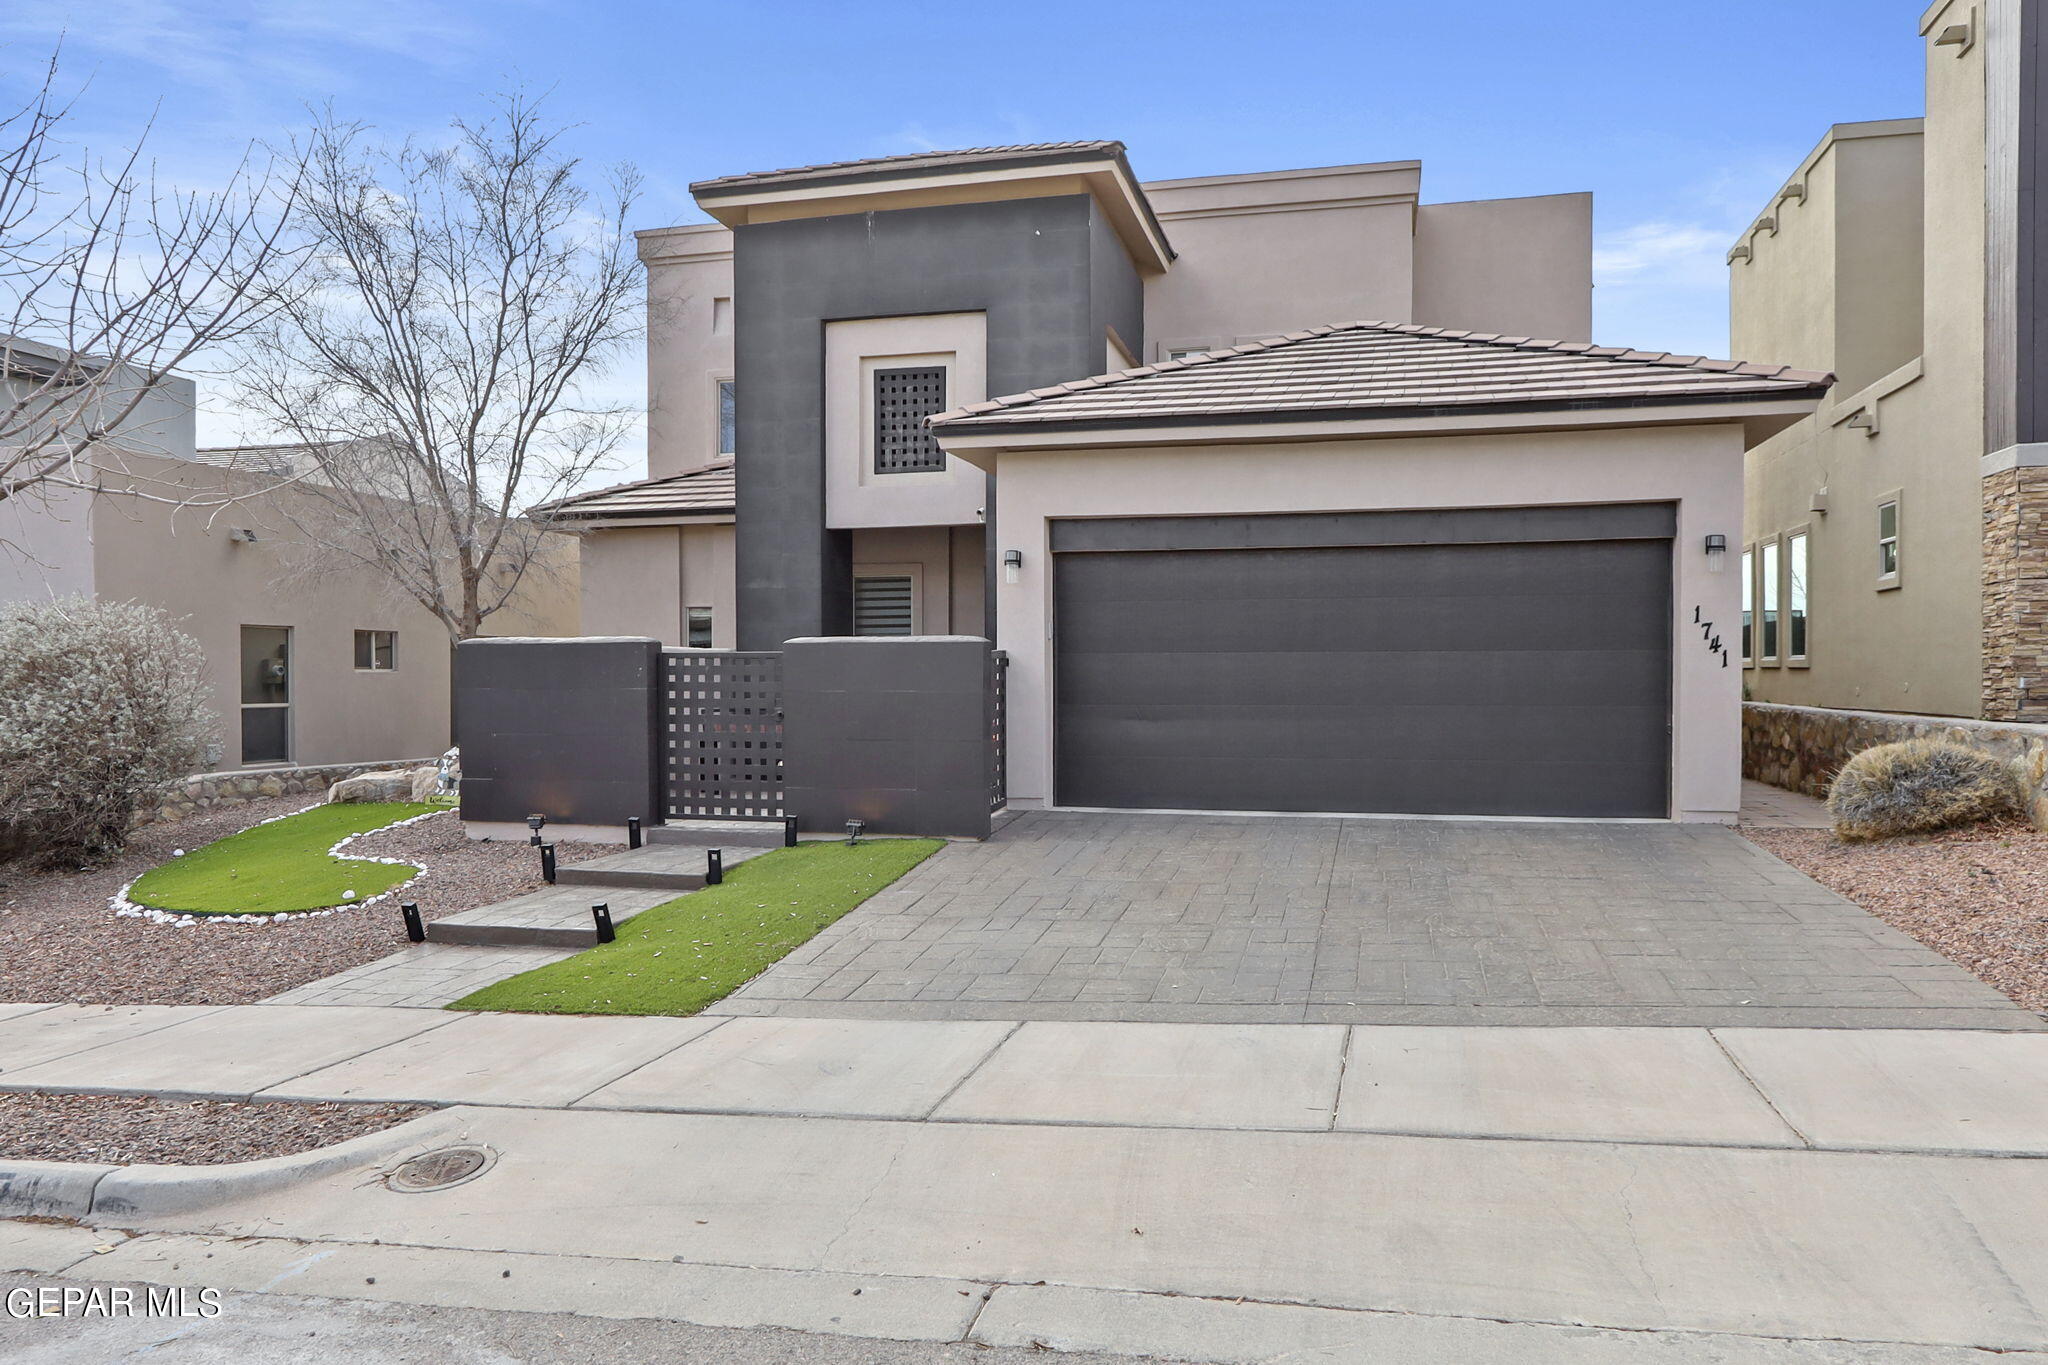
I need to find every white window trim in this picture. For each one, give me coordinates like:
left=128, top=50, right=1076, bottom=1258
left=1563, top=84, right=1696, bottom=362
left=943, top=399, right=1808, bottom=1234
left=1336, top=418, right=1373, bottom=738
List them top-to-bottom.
left=712, top=373, right=736, bottom=458
left=1876, top=490, right=1903, bottom=591
left=1784, top=526, right=1811, bottom=667
left=1758, top=534, right=1782, bottom=666
left=1740, top=544, right=1757, bottom=668
left=853, top=563, right=923, bottom=635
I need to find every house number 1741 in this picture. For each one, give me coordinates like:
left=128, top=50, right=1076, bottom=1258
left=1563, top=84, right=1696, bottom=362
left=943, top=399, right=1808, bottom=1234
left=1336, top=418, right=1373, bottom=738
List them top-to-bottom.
left=1693, top=606, right=1729, bottom=667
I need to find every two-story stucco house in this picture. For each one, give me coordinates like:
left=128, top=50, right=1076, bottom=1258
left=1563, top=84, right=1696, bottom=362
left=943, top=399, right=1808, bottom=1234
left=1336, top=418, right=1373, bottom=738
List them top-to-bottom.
left=548, top=142, right=1826, bottom=822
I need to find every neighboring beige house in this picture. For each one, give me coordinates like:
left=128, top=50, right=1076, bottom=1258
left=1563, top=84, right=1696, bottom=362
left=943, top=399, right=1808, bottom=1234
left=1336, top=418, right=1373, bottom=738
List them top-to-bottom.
left=1734, top=0, right=2047, bottom=724
left=542, top=140, right=1829, bottom=822
left=0, top=391, right=581, bottom=771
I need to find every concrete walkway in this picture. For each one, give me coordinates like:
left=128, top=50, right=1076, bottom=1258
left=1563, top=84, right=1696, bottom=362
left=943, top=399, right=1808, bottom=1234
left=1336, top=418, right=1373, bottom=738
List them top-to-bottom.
left=1739, top=779, right=1833, bottom=829
left=714, top=812, right=2031, bottom=1027
left=6, top=1003, right=2048, bottom=1154
left=9, top=1006, right=2048, bottom=1358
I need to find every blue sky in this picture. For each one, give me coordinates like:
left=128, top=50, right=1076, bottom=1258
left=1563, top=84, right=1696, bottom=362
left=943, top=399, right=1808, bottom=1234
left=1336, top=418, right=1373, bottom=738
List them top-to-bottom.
left=3, top=1, right=1930, bottom=472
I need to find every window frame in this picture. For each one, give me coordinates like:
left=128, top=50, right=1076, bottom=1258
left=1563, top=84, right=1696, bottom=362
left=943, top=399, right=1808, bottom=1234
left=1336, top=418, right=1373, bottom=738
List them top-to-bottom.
left=1157, top=338, right=1219, bottom=363
left=714, top=375, right=736, bottom=458
left=1876, top=491, right=1902, bottom=590
left=1784, top=526, right=1811, bottom=666
left=1758, top=534, right=1782, bottom=666
left=1740, top=544, right=1756, bottom=667
left=852, top=565, right=922, bottom=636
left=685, top=606, right=714, bottom=649
left=239, top=624, right=293, bottom=767
left=353, top=628, right=397, bottom=672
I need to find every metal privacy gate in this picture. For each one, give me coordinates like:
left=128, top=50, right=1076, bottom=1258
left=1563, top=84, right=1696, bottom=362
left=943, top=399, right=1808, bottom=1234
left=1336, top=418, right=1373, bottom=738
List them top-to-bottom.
left=661, top=649, right=786, bottom=819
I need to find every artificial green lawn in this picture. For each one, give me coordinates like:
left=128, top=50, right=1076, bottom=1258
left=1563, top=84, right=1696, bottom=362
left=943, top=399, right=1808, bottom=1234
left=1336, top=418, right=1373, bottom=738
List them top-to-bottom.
left=126, top=801, right=440, bottom=916
left=449, top=837, right=943, bottom=1016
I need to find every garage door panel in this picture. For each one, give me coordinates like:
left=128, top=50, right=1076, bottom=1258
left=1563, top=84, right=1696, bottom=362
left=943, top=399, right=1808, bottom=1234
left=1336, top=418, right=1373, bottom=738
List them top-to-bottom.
left=1054, top=521, right=1672, bottom=818
left=1058, top=648, right=1671, bottom=711
left=1060, top=703, right=1669, bottom=767
left=1064, top=753, right=1670, bottom=819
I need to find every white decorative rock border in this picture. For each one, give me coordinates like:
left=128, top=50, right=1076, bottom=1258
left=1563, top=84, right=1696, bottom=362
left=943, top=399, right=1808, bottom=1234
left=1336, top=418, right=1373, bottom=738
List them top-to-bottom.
left=110, top=804, right=452, bottom=927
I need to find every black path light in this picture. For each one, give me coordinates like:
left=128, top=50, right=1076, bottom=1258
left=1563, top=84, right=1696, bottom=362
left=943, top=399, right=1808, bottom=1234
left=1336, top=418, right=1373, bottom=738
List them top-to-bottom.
left=527, top=813, right=547, bottom=846
left=627, top=816, right=642, bottom=850
left=782, top=816, right=799, bottom=847
left=845, top=819, right=865, bottom=846
left=540, top=843, right=557, bottom=884
left=706, top=849, right=723, bottom=885
left=400, top=902, right=425, bottom=943
left=592, top=903, right=616, bottom=944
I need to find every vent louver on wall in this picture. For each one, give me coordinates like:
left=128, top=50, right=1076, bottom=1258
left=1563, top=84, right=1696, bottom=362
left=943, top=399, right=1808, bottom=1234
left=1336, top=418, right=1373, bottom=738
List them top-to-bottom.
left=873, top=367, right=948, bottom=473
left=854, top=576, right=915, bottom=635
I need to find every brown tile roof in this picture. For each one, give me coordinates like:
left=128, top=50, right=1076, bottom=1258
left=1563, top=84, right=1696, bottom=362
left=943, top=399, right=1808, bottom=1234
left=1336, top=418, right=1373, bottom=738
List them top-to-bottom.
left=691, top=141, right=1125, bottom=195
left=930, top=322, right=1835, bottom=432
left=532, top=461, right=735, bottom=520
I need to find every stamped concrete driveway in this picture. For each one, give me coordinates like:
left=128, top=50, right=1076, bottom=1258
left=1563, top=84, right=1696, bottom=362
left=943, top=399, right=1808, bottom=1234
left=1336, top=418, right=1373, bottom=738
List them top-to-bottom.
left=715, top=812, right=2038, bottom=1029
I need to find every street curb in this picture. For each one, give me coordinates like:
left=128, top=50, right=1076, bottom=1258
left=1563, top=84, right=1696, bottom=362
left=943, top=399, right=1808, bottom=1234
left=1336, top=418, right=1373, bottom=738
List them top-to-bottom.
left=0, top=1108, right=472, bottom=1223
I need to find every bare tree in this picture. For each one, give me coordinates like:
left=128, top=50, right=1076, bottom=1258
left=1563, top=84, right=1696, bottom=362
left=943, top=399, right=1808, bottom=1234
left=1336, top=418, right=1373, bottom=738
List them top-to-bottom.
left=1, top=45, right=300, bottom=508
left=232, top=93, right=641, bottom=641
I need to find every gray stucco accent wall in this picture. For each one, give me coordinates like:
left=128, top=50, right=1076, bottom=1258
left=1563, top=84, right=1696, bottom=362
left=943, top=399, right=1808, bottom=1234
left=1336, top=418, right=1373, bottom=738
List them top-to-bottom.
left=732, top=194, right=1145, bottom=649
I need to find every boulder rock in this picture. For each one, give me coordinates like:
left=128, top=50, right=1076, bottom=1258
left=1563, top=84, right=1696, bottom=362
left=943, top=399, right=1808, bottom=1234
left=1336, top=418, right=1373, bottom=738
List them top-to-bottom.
left=407, top=766, right=443, bottom=802
left=326, top=770, right=414, bottom=803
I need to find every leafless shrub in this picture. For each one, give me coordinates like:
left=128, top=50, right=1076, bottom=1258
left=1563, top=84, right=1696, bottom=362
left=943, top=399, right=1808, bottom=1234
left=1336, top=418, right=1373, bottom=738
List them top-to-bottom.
left=0, top=596, right=214, bottom=866
left=1827, top=739, right=2026, bottom=842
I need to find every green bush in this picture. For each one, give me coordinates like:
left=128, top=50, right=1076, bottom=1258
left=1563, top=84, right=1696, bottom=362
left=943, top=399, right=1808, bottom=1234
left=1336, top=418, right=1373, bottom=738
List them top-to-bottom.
left=1827, top=739, right=2025, bottom=842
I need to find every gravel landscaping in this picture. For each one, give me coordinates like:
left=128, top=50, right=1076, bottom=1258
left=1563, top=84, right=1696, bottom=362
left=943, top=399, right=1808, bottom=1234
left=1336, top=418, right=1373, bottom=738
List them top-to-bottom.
left=0, top=796, right=621, bottom=1006
left=1743, top=821, right=2048, bottom=1012
left=0, top=1092, right=430, bottom=1165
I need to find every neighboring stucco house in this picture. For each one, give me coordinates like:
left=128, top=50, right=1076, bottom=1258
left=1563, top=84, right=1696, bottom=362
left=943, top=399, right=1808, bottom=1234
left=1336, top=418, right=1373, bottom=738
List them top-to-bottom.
left=1734, top=0, right=2046, bottom=725
left=547, top=140, right=1827, bottom=822
left=0, top=379, right=581, bottom=771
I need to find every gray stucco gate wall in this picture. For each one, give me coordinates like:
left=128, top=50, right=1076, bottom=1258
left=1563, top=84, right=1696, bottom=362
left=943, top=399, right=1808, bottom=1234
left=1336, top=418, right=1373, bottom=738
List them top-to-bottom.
left=456, top=635, right=998, bottom=838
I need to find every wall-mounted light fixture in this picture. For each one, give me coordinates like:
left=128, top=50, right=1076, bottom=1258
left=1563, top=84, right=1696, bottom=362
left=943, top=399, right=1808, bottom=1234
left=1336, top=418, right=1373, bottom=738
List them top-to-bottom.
left=1810, top=487, right=1830, bottom=516
left=1704, top=534, right=1728, bottom=574
left=1002, top=549, right=1023, bottom=585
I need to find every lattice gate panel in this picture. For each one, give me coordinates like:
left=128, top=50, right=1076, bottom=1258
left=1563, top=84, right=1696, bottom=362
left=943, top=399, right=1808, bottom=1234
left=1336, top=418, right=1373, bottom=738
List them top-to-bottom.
left=662, top=650, right=785, bottom=819
left=990, top=650, right=1008, bottom=812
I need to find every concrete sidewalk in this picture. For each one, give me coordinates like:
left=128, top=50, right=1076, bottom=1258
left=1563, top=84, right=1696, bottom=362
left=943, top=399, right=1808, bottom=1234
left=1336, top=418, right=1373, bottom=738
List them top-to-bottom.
left=7, top=1004, right=2048, bottom=1154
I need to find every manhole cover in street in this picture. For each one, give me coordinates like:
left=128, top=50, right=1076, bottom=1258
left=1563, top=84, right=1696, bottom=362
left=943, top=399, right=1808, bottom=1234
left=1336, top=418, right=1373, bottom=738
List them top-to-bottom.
left=385, top=1145, right=495, bottom=1193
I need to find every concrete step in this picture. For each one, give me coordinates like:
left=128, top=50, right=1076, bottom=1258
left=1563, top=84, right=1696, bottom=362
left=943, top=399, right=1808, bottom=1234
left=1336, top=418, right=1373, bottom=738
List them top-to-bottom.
left=647, top=819, right=792, bottom=849
left=555, top=843, right=771, bottom=891
left=426, top=885, right=675, bottom=949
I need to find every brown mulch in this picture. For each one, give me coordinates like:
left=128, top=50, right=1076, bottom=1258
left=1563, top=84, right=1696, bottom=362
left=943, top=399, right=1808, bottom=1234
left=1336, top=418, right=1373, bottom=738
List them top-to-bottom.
left=0, top=797, right=621, bottom=1006
left=1743, top=820, right=2048, bottom=1011
left=0, top=1091, right=430, bottom=1165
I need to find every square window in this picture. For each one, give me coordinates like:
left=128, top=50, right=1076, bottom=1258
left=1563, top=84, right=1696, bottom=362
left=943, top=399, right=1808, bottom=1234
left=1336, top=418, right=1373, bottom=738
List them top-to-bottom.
left=872, top=367, right=947, bottom=474
left=686, top=606, right=713, bottom=649
left=354, top=629, right=396, bottom=671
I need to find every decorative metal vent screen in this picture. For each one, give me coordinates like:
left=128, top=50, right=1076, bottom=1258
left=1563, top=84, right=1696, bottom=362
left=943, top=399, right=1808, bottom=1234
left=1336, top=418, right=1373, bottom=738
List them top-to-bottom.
left=873, top=367, right=948, bottom=474
left=853, top=576, right=914, bottom=636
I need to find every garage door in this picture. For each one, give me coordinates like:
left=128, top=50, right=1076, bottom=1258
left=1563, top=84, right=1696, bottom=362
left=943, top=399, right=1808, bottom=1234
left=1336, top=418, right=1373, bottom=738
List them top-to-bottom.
left=1053, top=505, right=1673, bottom=818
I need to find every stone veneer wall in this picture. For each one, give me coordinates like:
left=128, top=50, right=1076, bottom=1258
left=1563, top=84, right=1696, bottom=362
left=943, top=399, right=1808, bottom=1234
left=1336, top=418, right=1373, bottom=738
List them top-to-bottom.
left=1983, top=466, right=2048, bottom=721
left=1744, top=701, right=2048, bottom=826
left=132, top=759, right=434, bottom=828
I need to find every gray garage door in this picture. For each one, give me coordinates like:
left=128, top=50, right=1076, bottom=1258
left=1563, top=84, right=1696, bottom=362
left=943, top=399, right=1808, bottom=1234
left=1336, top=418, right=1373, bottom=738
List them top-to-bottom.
left=1053, top=505, right=1674, bottom=818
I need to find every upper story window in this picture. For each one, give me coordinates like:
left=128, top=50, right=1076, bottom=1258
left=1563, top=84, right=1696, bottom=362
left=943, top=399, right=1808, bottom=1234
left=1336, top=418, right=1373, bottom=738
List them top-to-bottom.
left=873, top=367, right=947, bottom=474
left=718, top=379, right=736, bottom=456
left=1877, top=496, right=1901, bottom=587
left=353, top=629, right=396, bottom=671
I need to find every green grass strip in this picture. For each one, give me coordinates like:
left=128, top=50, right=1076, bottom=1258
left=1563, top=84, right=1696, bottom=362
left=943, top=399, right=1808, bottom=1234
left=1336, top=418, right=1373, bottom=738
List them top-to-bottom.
left=127, top=801, right=441, bottom=916
left=449, top=837, right=943, bottom=1017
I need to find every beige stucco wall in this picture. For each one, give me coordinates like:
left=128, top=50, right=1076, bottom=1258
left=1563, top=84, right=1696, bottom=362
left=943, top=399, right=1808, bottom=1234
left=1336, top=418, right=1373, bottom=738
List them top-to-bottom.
left=1734, top=25, right=1987, bottom=719
left=1413, top=194, right=1593, bottom=342
left=638, top=223, right=736, bottom=481
left=825, top=313, right=987, bottom=529
left=981, top=422, right=1748, bottom=823
left=578, top=521, right=736, bottom=648
left=851, top=524, right=986, bottom=636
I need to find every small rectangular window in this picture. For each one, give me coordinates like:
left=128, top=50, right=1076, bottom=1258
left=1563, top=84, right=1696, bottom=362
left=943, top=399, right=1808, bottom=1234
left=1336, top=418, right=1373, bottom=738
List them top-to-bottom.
left=873, top=367, right=948, bottom=474
left=717, top=379, right=736, bottom=456
left=1878, top=498, right=1899, bottom=581
left=1787, top=531, right=1809, bottom=660
left=1761, top=540, right=1781, bottom=662
left=1740, top=547, right=1755, bottom=665
left=853, top=576, right=914, bottom=635
left=686, top=606, right=713, bottom=649
left=353, top=629, right=396, bottom=671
